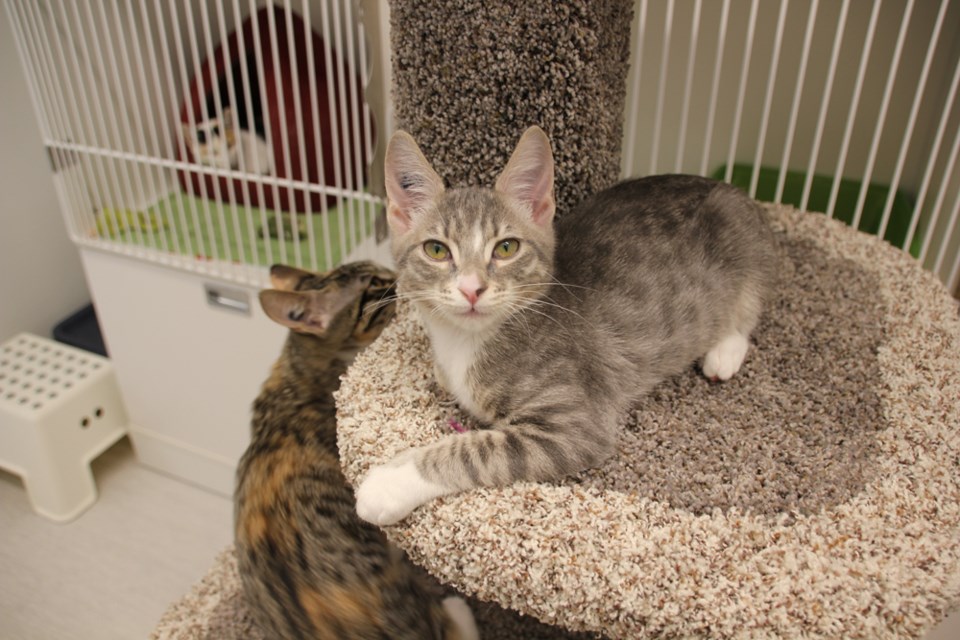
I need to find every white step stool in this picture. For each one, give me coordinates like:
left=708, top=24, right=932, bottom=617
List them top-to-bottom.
left=0, top=333, right=128, bottom=522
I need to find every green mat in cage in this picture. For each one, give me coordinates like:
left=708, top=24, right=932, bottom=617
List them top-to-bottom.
left=713, top=164, right=922, bottom=257
left=95, top=191, right=376, bottom=269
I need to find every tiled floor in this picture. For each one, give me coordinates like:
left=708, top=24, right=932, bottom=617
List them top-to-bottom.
left=0, top=436, right=957, bottom=639
left=0, top=438, right=233, bottom=640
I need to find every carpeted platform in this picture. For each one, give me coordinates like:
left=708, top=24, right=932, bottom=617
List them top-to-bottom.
left=152, top=203, right=960, bottom=639
left=334, top=203, right=960, bottom=639
left=150, top=547, right=598, bottom=640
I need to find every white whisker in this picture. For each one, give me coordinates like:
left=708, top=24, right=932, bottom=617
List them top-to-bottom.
left=510, top=279, right=596, bottom=303
left=510, top=280, right=596, bottom=293
left=496, top=287, right=595, bottom=327
left=364, top=294, right=402, bottom=313
left=501, top=299, right=569, bottom=332
left=501, top=300, right=535, bottom=337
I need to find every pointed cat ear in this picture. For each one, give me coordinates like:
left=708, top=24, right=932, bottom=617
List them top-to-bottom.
left=495, top=126, right=555, bottom=226
left=384, top=131, right=445, bottom=235
left=269, top=264, right=311, bottom=291
left=259, top=289, right=349, bottom=336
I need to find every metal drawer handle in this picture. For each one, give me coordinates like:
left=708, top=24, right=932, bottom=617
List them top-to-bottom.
left=204, top=285, right=250, bottom=315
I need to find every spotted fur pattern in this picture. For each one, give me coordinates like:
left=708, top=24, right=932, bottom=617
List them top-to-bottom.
left=355, top=127, right=777, bottom=525
left=235, top=261, right=477, bottom=639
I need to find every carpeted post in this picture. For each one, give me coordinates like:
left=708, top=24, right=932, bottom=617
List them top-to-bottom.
left=388, top=0, right=634, bottom=214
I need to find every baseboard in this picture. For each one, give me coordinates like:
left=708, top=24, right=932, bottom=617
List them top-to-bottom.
left=128, top=424, right=237, bottom=498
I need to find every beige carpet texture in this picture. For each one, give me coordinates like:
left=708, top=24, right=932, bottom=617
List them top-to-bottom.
left=388, top=0, right=634, bottom=216
left=153, top=204, right=960, bottom=639
left=334, top=204, right=960, bottom=639
left=151, top=547, right=598, bottom=640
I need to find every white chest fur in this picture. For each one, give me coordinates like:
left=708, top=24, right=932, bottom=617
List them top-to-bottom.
left=426, top=321, right=487, bottom=418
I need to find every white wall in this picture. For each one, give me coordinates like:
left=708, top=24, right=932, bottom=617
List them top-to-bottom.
left=621, top=0, right=960, bottom=189
left=0, top=9, right=91, bottom=343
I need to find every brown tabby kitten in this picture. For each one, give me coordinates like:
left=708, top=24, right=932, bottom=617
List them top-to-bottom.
left=355, top=127, right=777, bottom=525
left=234, top=261, right=478, bottom=640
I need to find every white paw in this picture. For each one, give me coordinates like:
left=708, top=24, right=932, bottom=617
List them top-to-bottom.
left=702, top=333, right=750, bottom=381
left=355, top=459, right=448, bottom=525
left=442, top=596, right=479, bottom=640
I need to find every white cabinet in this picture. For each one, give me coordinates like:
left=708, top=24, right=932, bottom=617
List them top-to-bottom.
left=80, top=248, right=286, bottom=495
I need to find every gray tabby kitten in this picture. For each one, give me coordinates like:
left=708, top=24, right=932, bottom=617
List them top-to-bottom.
left=355, top=127, right=776, bottom=526
left=235, top=261, right=478, bottom=639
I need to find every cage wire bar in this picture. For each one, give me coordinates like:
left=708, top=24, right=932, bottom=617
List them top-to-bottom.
left=4, top=0, right=383, bottom=288
left=622, top=0, right=960, bottom=294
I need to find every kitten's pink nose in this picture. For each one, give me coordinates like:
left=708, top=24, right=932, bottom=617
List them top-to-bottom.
left=457, top=273, right=487, bottom=307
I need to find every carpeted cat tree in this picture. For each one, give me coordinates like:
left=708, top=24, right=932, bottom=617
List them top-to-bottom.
left=153, top=1, right=960, bottom=638
left=336, top=1, right=960, bottom=639
left=338, top=207, right=960, bottom=639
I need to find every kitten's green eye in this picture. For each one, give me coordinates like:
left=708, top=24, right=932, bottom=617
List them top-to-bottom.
left=493, top=239, right=520, bottom=259
left=423, top=240, right=451, bottom=261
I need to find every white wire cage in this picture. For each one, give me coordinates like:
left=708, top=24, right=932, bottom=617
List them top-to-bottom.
left=5, top=0, right=389, bottom=288
left=6, top=0, right=960, bottom=295
left=621, top=0, right=960, bottom=295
